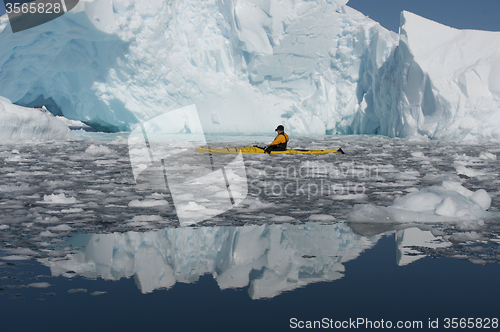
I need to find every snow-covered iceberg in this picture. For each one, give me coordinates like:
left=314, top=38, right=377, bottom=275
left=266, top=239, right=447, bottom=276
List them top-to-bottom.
left=0, top=0, right=499, bottom=139
left=0, top=97, right=76, bottom=142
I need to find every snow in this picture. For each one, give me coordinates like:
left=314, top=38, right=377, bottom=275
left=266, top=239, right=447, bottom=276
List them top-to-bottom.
left=1, top=0, right=498, bottom=140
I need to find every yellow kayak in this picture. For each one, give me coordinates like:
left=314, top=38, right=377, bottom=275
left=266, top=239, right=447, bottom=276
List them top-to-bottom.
left=195, top=146, right=343, bottom=155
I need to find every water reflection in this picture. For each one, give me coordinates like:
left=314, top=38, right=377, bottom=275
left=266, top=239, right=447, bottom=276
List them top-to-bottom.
left=3, top=220, right=498, bottom=300
left=40, top=223, right=381, bottom=298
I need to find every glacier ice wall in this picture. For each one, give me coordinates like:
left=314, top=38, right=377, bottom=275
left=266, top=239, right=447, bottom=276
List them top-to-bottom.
left=0, top=1, right=499, bottom=139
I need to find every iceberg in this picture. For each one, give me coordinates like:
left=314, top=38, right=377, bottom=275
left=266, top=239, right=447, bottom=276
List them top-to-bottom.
left=0, top=0, right=499, bottom=139
left=369, top=11, right=500, bottom=140
left=0, top=97, right=76, bottom=142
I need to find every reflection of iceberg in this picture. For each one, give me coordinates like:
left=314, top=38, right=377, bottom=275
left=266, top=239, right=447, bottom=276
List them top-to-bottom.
left=127, top=105, right=248, bottom=226
left=349, top=221, right=498, bottom=265
left=40, top=223, right=379, bottom=299
left=396, top=227, right=450, bottom=266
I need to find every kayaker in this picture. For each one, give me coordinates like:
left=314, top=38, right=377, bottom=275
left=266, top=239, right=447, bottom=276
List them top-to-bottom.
left=264, top=125, right=289, bottom=153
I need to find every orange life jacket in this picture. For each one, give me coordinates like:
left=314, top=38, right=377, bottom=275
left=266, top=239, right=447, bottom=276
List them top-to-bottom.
left=269, top=132, right=289, bottom=150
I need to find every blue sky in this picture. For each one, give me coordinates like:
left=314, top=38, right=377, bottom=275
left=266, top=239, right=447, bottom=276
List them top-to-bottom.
left=1, top=0, right=499, bottom=32
left=348, top=0, right=500, bottom=32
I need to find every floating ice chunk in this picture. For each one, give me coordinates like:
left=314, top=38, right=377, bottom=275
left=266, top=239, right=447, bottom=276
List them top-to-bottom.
left=85, top=144, right=113, bottom=156
left=411, top=151, right=425, bottom=158
left=478, top=152, right=497, bottom=160
left=454, top=165, right=485, bottom=178
left=393, top=170, right=420, bottom=180
left=422, top=173, right=460, bottom=184
left=43, top=180, right=73, bottom=188
left=348, top=181, right=495, bottom=223
left=0, top=183, right=30, bottom=192
left=42, top=193, right=79, bottom=204
left=148, top=193, right=168, bottom=199
left=331, top=194, right=368, bottom=200
left=241, top=198, right=276, bottom=211
left=128, top=199, right=169, bottom=208
left=175, top=202, right=225, bottom=226
left=181, top=202, right=205, bottom=211
left=61, top=208, right=84, bottom=213
left=309, top=214, right=336, bottom=222
left=131, top=215, right=163, bottom=222
left=36, top=216, right=60, bottom=224
left=269, top=216, right=295, bottom=223
left=126, top=221, right=151, bottom=228
left=0, top=225, right=9, bottom=230
left=48, top=225, right=73, bottom=232
left=40, top=230, right=58, bottom=238
left=449, top=231, right=483, bottom=242
left=6, top=248, right=37, bottom=256
left=49, top=250, right=68, bottom=257
left=1, top=255, right=30, bottom=260
left=469, top=258, right=487, bottom=265
left=29, top=282, right=51, bottom=288
left=68, top=289, right=87, bottom=294
left=91, top=291, right=107, bottom=296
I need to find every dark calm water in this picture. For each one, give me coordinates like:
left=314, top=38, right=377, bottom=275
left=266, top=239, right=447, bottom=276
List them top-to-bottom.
left=2, top=233, right=500, bottom=331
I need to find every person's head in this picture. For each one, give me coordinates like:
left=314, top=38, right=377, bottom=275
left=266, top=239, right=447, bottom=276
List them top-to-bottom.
left=275, top=125, right=284, bottom=133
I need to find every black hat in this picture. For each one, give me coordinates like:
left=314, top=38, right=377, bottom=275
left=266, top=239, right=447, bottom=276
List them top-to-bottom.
left=275, top=125, right=284, bottom=132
